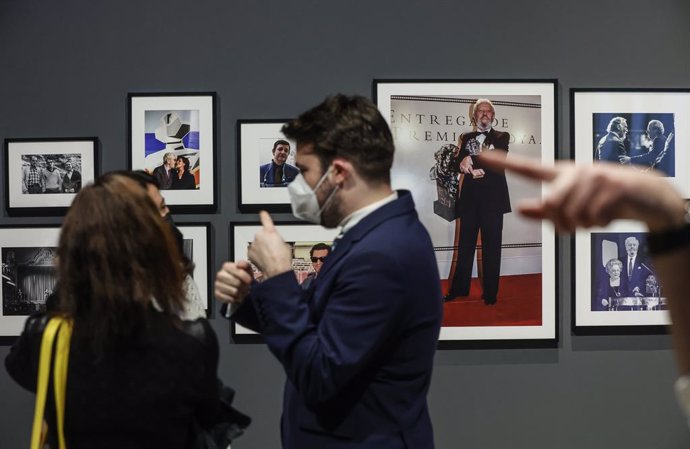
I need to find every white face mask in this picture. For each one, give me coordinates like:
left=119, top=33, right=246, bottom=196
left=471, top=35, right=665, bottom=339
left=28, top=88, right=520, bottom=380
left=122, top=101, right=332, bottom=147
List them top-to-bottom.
left=287, top=170, right=338, bottom=224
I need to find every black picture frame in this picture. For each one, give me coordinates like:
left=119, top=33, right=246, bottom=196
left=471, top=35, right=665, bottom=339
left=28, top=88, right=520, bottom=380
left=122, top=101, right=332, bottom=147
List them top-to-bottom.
left=374, top=79, right=559, bottom=348
left=568, top=88, right=688, bottom=335
left=128, top=92, right=218, bottom=214
left=237, top=119, right=295, bottom=213
left=4, top=137, right=99, bottom=216
left=228, top=221, right=340, bottom=343
left=177, top=222, right=213, bottom=316
left=0, top=224, right=61, bottom=345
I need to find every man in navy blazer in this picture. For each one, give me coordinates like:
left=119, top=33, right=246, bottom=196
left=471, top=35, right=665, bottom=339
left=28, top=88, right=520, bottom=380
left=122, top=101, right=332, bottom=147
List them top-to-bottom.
left=216, top=95, right=442, bottom=449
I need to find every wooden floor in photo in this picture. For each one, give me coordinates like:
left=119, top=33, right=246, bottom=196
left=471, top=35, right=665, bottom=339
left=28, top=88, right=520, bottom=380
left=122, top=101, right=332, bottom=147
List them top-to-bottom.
left=441, top=274, right=542, bottom=327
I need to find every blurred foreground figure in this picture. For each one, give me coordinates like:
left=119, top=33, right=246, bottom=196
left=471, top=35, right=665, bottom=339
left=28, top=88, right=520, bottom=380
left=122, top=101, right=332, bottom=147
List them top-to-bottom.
left=480, top=151, right=690, bottom=424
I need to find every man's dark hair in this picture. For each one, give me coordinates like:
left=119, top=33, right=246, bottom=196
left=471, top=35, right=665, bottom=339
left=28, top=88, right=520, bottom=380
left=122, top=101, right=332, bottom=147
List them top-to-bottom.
left=281, top=94, right=394, bottom=184
left=272, top=139, right=290, bottom=153
left=309, top=242, right=331, bottom=257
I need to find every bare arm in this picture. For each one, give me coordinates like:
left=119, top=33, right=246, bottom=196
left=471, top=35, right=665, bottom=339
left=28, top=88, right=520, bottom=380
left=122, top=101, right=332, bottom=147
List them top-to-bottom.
left=481, top=152, right=690, bottom=372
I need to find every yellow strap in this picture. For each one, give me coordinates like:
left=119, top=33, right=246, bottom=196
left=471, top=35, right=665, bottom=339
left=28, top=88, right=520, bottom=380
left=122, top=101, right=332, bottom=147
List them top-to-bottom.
left=30, top=318, right=62, bottom=449
left=53, top=319, right=73, bottom=449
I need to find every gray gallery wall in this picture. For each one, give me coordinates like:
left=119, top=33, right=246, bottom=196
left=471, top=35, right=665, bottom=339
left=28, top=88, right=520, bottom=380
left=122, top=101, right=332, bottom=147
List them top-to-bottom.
left=1, top=0, right=690, bottom=448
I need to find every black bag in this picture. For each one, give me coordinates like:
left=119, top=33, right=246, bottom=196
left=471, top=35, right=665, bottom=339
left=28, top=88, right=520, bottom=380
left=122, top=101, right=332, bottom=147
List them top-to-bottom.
left=192, top=383, right=251, bottom=449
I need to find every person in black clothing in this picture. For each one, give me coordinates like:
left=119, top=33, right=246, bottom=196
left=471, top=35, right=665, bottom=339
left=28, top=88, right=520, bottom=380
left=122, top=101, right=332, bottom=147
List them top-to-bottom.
left=445, top=98, right=511, bottom=305
left=172, top=155, right=197, bottom=190
left=5, top=173, right=219, bottom=449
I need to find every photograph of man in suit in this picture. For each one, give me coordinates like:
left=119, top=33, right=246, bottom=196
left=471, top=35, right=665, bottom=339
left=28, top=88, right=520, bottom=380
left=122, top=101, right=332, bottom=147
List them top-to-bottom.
left=216, top=95, right=442, bottom=449
left=445, top=98, right=511, bottom=305
left=596, top=116, right=629, bottom=163
left=619, top=119, right=674, bottom=175
left=259, top=139, right=300, bottom=187
left=152, top=152, right=177, bottom=190
left=622, top=236, right=649, bottom=298
left=301, top=242, right=330, bottom=290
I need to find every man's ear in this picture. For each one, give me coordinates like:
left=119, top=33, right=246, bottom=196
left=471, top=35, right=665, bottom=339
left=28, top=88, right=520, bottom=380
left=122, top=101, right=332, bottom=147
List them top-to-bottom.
left=330, top=158, right=353, bottom=186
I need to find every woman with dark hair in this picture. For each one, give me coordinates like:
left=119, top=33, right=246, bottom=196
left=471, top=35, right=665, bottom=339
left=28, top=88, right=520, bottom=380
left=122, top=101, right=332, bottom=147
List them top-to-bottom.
left=172, top=155, right=196, bottom=190
left=5, top=174, right=219, bottom=448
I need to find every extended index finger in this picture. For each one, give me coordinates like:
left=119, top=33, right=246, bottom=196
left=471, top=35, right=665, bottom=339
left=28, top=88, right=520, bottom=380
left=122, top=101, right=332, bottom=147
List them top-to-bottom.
left=479, top=152, right=558, bottom=182
left=259, top=210, right=276, bottom=231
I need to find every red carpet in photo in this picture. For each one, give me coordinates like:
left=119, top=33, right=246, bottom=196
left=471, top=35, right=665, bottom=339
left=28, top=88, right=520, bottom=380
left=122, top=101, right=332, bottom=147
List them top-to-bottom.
left=441, top=273, right=542, bottom=327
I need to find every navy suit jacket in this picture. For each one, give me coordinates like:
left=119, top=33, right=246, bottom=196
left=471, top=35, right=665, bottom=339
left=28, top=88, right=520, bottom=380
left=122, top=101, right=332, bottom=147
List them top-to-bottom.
left=232, top=190, right=442, bottom=449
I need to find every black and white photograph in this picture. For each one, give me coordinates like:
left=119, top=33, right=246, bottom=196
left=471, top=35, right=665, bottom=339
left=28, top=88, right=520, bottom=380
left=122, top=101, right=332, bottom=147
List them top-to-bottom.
left=375, top=80, right=557, bottom=346
left=572, top=88, right=690, bottom=197
left=129, top=93, right=217, bottom=212
left=593, top=112, right=674, bottom=176
left=237, top=119, right=297, bottom=212
left=5, top=138, right=97, bottom=215
left=573, top=221, right=670, bottom=333
left=230, top=222, right=339, bottom=342
left=177, top=223, right=211, bottom=314
left=0, top=226, right=60, bottom=341
left=590, top=232, right=664, bottom=312
left=2, top=246, right=57, bottom=316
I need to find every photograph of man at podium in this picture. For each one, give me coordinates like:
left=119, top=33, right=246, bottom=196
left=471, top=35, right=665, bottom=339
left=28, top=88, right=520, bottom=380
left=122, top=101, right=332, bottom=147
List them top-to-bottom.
left=591, top=232, right=664, bottom=311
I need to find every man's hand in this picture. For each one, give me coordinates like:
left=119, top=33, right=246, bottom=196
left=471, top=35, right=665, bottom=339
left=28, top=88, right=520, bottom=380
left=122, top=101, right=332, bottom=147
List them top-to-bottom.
left=479, top=152, right=686, bottom=233
left=459, top=155, right=473, bottom=174
left=248, top=211, right=293, bottom=279
left=215, top=260, right=254, bottom=305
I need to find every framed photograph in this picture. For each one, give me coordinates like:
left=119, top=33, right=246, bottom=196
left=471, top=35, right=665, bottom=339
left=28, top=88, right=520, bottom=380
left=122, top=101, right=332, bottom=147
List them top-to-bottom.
left=375, top=79, right=558, bottom=347
left=569, top=88, right=686, bottom=333
left=571, top=88, right=690, bottom=197
left=129, top=93, right=217, bottom=212
left=237, top=119, right=297, bottom=212
left=4, top=137, right=98, bottom=216
left=229, top=222, right=340, bottom=342
left=178, top=223, right=212, bottom=314
left=572, top=223, right=669, bottom=333
left=0, top=225, right=60, bottom=343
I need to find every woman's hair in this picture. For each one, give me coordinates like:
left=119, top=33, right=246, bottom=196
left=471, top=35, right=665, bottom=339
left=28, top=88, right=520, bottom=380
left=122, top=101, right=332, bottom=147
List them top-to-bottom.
left=178, top=156, right=190, bottom=171
left=55, top=173, right=185, bottom=351
left=605, top=258, right=623, bottom=275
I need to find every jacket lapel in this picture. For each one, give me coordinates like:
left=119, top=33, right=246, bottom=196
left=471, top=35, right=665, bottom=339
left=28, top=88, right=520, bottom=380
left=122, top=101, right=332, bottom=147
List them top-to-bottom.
left=315, top=190, right=416, bottom=281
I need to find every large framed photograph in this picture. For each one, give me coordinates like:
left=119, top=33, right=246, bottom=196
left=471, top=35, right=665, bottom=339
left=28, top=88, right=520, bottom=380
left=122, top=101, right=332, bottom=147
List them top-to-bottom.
left=375, top=79, right=557, bottom=347
left=569, top=88, right=687, bottom=333
left=571, top=88, right=690, bottom=197
left=129, top=93, right=217, bottom=212
left=237, top=119, right=297, bottom=212
left=4, top=138, right=98, bottom=216
left=229, top=222, right=340, bottom=342
left=178, top=223, right=212, bottom=314
left=0, top=226, right=60, bottom=343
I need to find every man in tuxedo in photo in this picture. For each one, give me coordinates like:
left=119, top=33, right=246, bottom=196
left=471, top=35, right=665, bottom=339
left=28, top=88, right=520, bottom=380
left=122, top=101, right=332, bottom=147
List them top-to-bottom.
left=445, top=98, right=511, bottom=305
left=596, top=116, right=629, bottom=163
left=621, top=236, right=652, bottom=299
